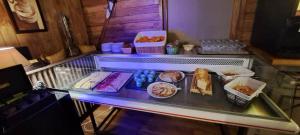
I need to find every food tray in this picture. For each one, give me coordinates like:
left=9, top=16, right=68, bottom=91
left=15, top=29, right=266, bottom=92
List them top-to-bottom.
left=134, top=31, right=167, bottom=54
left=72, top=72, right=112, bottom=90
left=93, top=72, right=132, bottom=92
left=224, top=77, right=266, bottom=106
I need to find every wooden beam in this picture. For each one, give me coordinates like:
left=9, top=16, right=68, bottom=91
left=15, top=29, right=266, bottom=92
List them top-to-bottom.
left=161, top=0, right=168, bottom=30
left=248, top=46, right=300, bottom=66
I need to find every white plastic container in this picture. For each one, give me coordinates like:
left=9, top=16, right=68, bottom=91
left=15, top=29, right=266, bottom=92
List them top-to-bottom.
left=134, top=31, right=167, bottom=54
left=215, top=66, right=255, bottom=82
left=224, top=77, right=266, bottom=101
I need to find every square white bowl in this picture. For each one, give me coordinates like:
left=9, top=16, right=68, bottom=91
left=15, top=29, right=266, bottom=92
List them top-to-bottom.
left=134, top=31, right=167, bottom=47
left=215, top=66, right=255, bottom=81
left=224, top=77, right=266, bottom=101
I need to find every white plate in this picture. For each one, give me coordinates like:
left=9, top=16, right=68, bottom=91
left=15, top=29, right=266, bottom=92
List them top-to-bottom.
left=158, top=71, right=185, bottom=83
left=147, top=82, right=178, bottom=99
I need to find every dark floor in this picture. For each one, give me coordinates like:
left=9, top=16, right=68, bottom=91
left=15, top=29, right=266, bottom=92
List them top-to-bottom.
left=82, top=106, right=238, bottom=135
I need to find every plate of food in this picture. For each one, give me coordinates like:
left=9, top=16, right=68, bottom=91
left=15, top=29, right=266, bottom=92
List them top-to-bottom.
left=159, top=71, right=185, bottom=83
left=147, top=82, right=178, bottom=99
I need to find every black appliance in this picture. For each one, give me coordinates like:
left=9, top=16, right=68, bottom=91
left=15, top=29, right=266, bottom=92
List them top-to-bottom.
left=251, top=0, right=300, bottom=58
left=15, top=46, right=33, bottom=60
left=0, top=65, right=83, bottom=135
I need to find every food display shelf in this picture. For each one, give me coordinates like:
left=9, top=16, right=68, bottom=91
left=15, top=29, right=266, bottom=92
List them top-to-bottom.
left=61, top=54, right=299, bottom=133
left=70, top=71, right=285, bottom=119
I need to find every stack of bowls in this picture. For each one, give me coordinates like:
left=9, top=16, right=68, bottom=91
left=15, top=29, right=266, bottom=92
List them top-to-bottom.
left=101, top=42, right=124, bottom=53
left=112, top=42, right=124, bottom=53
left=101, top=43, right=113, bottom=53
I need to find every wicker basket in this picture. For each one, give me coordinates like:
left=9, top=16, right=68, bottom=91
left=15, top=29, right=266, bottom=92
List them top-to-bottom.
left=134, top=31, right=166, bottom=54
left=224, top=77, right=266, bottom=107
left=225, top=91, right=251, bottom=107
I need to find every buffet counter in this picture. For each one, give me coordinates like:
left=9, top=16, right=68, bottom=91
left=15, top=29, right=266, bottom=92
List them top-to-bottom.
left=26, top=54, right=300, bottom=134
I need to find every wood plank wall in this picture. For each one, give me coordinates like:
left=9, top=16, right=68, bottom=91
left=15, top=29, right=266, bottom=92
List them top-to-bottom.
left=0, top=0, right=89, bottom=58
left=0, top=0, right=258, bottom=58
left=81, top=0, right=163, bottom=45
left=81, top=0, right=107, bottom=45
left=104, top=0, right=163, bottom=43
left=231, top=0, right=257, bottom=44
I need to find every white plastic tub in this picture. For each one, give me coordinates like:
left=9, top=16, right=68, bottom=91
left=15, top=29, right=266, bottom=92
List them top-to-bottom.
left=134, top=31, right=167, bottom=54
left=215, top=66, right=255, bottom=82
left=224, top=77, right=266, bottom=101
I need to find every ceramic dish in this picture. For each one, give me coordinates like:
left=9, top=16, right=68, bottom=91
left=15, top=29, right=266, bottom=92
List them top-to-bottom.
left=183, top=44, right=195, bottom=51
left=215, top=66, right=255, bottom=82
left=147, top=82, right=178, bottom=99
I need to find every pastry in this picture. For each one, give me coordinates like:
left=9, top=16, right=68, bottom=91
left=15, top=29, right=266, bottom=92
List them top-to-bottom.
left=194, top=68, right=212, bottom=96
left=159, top=71, right=183, bottom=82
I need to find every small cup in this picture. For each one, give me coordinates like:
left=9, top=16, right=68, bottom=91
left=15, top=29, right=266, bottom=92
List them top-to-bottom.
left=183, top=44, right=195, bottom=51
left=121, top=47, right=132, bottom=54
left=166, top=47, right=179, bottom=55
left=136, top=70, right=143, bottom=74
left=143, top=70, right=149, bottom=75
left=150, top=70, right=156, bottom=75
left=134, top=73, right=140, bottom=77
left=140, top=74, right=146, bottom=78
left=147, top=74, right=154, bottom=79
left=134, top=76, right=140, bottom=81
left=141, top=77, right=146, bottom=82
left=147, top=77, right=154, bottom=83
left=136, top=81, right=143, bottom=87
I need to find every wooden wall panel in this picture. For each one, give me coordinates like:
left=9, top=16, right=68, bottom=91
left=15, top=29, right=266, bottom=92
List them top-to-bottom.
left=0, top=0, right=89, bottom=58
left=81, top=0, right=163, bottom=45
left=81, top=0, right=107, bottom=45
left=103, top=0, right=163, bottom=43
left=117, top=0, right=160, bottom=8
left=231, top=0, right=257, bottom=45
left=114, top=5, right=159, bottom=17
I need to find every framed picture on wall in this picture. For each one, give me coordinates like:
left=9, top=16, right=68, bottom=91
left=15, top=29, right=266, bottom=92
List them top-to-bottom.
left=3, top=0, right=47, bottom=33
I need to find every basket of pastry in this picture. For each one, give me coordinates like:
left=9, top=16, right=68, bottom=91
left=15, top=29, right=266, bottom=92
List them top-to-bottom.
left=134, top=31, right=167, bottom=54
left=190, top=68, right=212, bottom=96
left=224, top=77, right=266, bottom=106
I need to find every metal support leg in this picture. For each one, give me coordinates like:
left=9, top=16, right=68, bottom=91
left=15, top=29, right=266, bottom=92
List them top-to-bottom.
left=84, top=103, right=99, bottom=132
left=96, top=107, right=120, bottom=132
left=89, top=111, right=98, bottom=133
left=219, top=124, right=230, bottom=135
left=237, top=127, right=247, bottom=135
